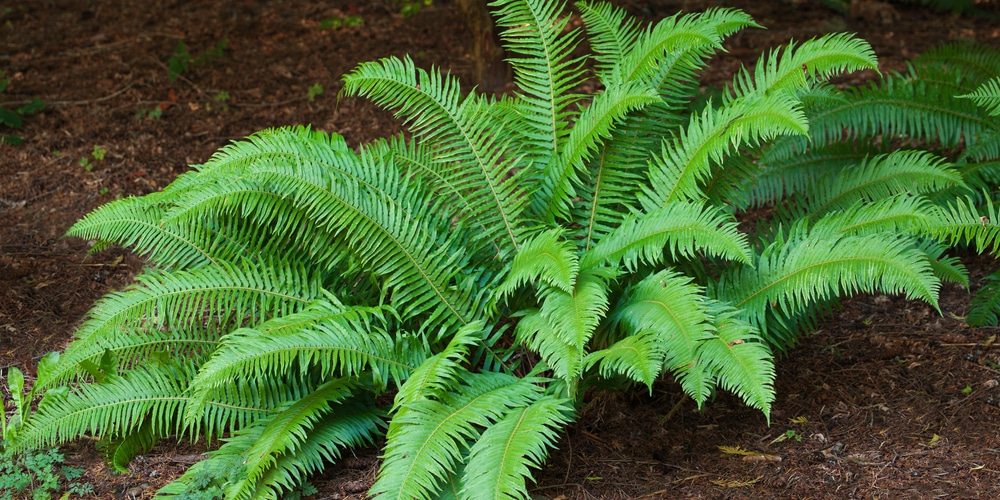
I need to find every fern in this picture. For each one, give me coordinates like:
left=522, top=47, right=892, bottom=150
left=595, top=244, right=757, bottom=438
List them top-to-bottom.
left=3, top=2, right=956, bottom=499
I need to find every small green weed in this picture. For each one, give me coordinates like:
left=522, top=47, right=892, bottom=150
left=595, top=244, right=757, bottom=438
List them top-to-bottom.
left=397, top=0, right=432, bottom=18
left=318, top=15, right=363, bottom=29
left=167, top=38, right=227, bottom=81
left=0, top=71, right=45, bottom=146
left=307, top=83, right=323, bottom=102
left=206, top=91, right=229, bottom=111
left=135, top=106, right=163, bottom=121
left=79, top=145, right=107, bottom=171
left=771, top=429, right=803, bottom=444
left=0, top=448, right=95, bottom=500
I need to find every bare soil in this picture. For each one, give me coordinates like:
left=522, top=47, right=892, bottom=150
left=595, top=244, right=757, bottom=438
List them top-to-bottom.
left=2, top=0, right=1000, bottom=498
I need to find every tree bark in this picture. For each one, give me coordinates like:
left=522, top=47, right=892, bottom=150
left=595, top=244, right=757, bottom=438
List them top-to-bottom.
left=456, top=0, right=510, bottom=92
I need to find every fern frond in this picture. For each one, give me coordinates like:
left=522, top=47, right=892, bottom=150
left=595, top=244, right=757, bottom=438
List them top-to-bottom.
left=493, top=0, right=586, bottom=158
left=576, top=1, right=641, bottom=80
left=732, top=33, right=878, bottom=98
left=914, top=41, right=1000, bottom=85
left=343, top=58, right=526, bottom=254
left=960, top=76, right=1000, bottom=116
left=806, top=77, right=996, bottom=149
left=544, top=81, right=660, bottom=222
left=642, top=92, right=809, bottom=206
left=738, top=139, right=883, bottom=209
left=804, top=150, right=962, bottom=216
left=65, top=193, right=221, bottom=269
left=808, top=194, right=934, bottom=238
left=929, top=194, right=1000, bottom=255
left=582, top=200, right=751, bottom=270
left=497, top=228, right=578, bottom=296
left=714, top=233, right=940, bottom=346
left=35, top=262, right=320, bottom=392
left=968, top=267, right=1000, bottom=326
left=603, top=270, right=713, bottom=399
left=515, top=272, right=610, bottom=390
left=185, top=300, right=421, bottom=424
left=697, top=303, right=774, bottom=418
left=392, top=322, right=484, bottom=411
left=12, top=363, right=194, bottom=452
left=371, top=372, right=542, bottom=500
left=225, top=378, right=356, bottom=500
left=460, top=396, right=574, bottom=500
left=253, top=401, right=383, bottom=499
left=97, top=417, right=159, bottom=473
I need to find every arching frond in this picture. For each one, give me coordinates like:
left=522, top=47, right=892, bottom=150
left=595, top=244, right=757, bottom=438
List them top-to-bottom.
left=731, top=33, right=878, bottom=99
left=914, top=41, right=1000, bottom=85
left=342, top=57, right=527, bottom=254
left=960, top=76, right=1000, bottom=117
left=805, top=77, right=996, bottom=149
left=544, top=81, right=659, bottom=222
left=642, top=92, right=809, bottom=206
left=737, top=139, right=883, bottom=209
left=804, top=150, right=962, bottom=217
left=65, top=193, right=220, bottom=269
left=808, top=194, right=934, bottom=238
left=929, top=194, right=1000, bottom=255
left=582, top=200, right=751, bottom=270
left=498, top=228, right=578, bottom=296
left=714, top=233, right=940, bottom=346
left=35, top=262, right=320, bottom=392
left=599, top=270, right=713, bottom=399
left=185, top=301, right=422, bottom=424
left=697, top=303, right=774, bottom=418
left=392, top=322, right=484, bottom=411
left=12, top=363, right=194, bottom=452
left=371, top=372, right=543, bottom=500
left=225, top=378, right=356, bottom=500
left=460, top=396, right=575, bottom=500
left=158, top=397, right=383, bottom=500
left=252, top=401, right=383, bottom=499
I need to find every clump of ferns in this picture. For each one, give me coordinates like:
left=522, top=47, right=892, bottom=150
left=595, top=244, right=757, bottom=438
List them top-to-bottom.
left=0, top=0, right=954, bottom=498
left=713, top=40, right=1000, bottom=332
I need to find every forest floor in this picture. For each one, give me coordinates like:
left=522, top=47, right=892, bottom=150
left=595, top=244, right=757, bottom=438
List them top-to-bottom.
left=2, top=0, right=1000, bottom=498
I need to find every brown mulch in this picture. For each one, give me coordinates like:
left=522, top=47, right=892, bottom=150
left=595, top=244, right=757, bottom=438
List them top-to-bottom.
left=2, top=0, right=1000, bottom=498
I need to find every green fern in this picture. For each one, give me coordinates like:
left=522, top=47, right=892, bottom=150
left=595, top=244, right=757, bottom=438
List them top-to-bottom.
left=3, top=1, right=955, bottom=499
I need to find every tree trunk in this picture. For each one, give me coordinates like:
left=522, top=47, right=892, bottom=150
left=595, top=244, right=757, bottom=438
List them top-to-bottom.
left=456, top=0, right=510, bottom=92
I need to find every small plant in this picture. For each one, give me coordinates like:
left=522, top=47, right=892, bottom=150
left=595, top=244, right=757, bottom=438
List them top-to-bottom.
left=397, top=0, right=432, bottom=18
left=318, top=15, right=363, bottom=29
left=167, top=38, right=227, bottom=81
left=0, top=71, right=45, bottom=146
left=307, top=83, right=323, bottom=102
left=206, top=91, right=230, bottom=112
left=135, top=106, right=163, bottom=121
left=79, top=145, right=106, bottom=172
left=0, top=448, right=95, bottom=500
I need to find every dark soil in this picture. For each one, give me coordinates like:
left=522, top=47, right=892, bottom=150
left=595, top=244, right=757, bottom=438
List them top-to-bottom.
left=2, top=0, right=1000, bottom=498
